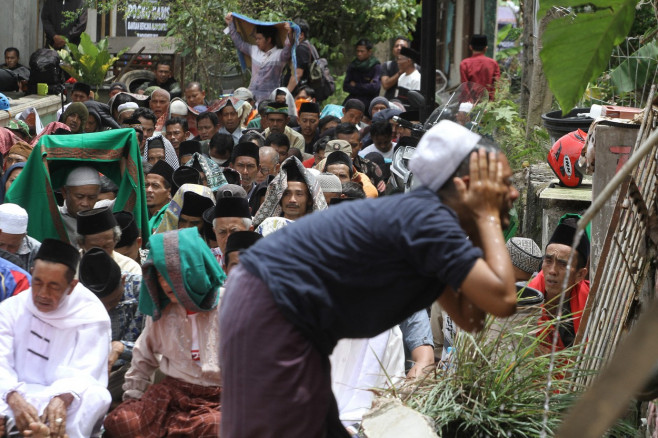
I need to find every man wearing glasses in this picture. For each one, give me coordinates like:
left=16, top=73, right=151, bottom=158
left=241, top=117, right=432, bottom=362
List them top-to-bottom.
left=527, top=215, right=590, bottom=350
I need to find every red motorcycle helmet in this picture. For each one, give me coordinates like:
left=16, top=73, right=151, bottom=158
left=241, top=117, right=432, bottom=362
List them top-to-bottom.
left=548, top=129, right=587, bottom=187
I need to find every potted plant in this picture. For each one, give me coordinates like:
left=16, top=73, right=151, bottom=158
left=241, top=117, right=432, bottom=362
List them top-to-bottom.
left=58, top=32, right=128, bottom=99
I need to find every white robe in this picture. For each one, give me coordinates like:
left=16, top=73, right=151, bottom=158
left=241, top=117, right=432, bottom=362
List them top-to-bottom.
left=0, top=284, right=112, bottom=438
left=330, top=327, right=405, bottom=426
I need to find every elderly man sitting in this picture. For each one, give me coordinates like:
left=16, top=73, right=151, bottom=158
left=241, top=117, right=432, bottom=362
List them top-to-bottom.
left=59, top=166, right=102, bottom=248
left=0, top=203, right=41, bottom=270
left=0, top=239, right=111, bottom=438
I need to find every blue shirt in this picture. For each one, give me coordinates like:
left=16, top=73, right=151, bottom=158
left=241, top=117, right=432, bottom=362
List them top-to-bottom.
left=241, top=187, right=483, bottom=354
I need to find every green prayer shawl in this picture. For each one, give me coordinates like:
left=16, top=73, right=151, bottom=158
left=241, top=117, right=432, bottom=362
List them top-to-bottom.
left=5, top=128, right=150, bottom=244
left=139, top=228, right=226, bottom=320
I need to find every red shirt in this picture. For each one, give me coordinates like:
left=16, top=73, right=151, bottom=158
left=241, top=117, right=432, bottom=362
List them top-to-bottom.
left=459, top=53, right=500, bottom=101
left=302, top=157, right=315, bottom=168
left=528, top=270, right=590, bottom=351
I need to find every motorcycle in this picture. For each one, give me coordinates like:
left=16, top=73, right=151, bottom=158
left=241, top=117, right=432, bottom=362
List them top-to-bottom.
left=386, top=82, right=490, bottom=194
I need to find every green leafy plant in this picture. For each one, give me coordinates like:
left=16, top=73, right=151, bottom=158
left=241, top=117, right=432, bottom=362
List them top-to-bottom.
left=539, top=0, right=639, bottom=114
left=58, top=32, right=127, bottom=89
left=477, top=78, right=550, bottom=171
left=392, top=308, right=636, bottom=437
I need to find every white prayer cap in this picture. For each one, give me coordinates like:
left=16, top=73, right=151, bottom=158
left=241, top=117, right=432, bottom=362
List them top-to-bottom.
left=233, top=87, right=254, bottom=101
left=169, top=100, right=188, bottom=116
left=117, top=102, right=139, bottom=114
left=458, top=102, right=474, bottom=113
left=408, top=120, right=481, bottom=191
left=65, top=166, right=101, bottom=187
left=316, top=172, right=342, bottom=193
left=0, top=203, right=28, bottom=234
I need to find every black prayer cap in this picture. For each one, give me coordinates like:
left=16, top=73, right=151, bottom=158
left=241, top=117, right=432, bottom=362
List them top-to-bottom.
left=400, top=46, right=420, bottom=64
left=72, top=82, right=92, bottom=95
left=264, top=101, right=289, bottom=115
left=299, top=102, right=320, bottom=114
left=399, top=110, right=420, bottom=123
left=147, top=136, right=165, bottom=150
left=179, top=140, right=201, bottom=157
left=231, top=142, right=260, bottom=166
left=325, top=151, right=353, bottom=176
left=283, top=159, right=306, bottom=182
left=148, top=160, right=174, bottom=188
left=172, top=167, right=201, bottom=196
left=222, top=168, right=242, bottom=186
left=180, top=191, right=214, bottom=217
left=214, top=196, right=251, bottom=219
left=77, top=206, right=118, bottom=235
left=202, top=207, right=216, bottom=241
left=114, top=211, right=139, bottom=249
left=547, top=217, right=590, bottom=262
left=225, top=231, right=262, bottom=258
left=35, top=238, right=80, bottom=273
left=79, top=247, right=121, bottom=298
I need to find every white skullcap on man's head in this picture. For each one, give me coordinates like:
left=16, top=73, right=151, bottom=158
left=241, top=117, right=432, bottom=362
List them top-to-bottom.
left=169, top=100, right=188, bottom=116
left=117, top=102, right=139, bottom=114
left=408, top=120, right=481, bottom=192
left=65, top=166, right=101, bottom=187
left=315, top=172, right=342, bottom=193
left=0, top=203, right=28, bottom=234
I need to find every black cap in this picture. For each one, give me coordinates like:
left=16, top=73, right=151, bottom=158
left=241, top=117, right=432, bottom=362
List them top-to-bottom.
left=400, top=46, right=420, bottom=64
left=72, top=82, right=91, bottom=95
left=109, top=82, right=128, bottom=93
left=264, top=101, right=289, bottom=115
left=299, top=102, right=320, bottom=114
left=399, top=110, right=420, bottom=122
left=147, top=136, right=165, bottom=150
left=179, top=140, right=201, bottom=157
left=231, top=142, right=260, bottom=166
left=324, top=151, right=353, bottom=177
left=148, top=160, right=174, bottom=188
left=171, top=167, right=201, bottom=196
left=222, top=168, right=242, bottom=186
left=216, top=184, right=248, bottom=199
left=180, top=191, right=214, bottom=217
left=213, top=196, right=251, bottom=219
left=77, top=206, right=118, bottom=235
left=202, top=206, right=216, bottom=241
left=114, top=211, right=139, bottom=249
left=547, top=217, right=590, bottom=262
left=224, top=231, right=262, bottom=258
left=35, top=239, right=80, bottom=273
left=79, top=247, right=122, bottom=298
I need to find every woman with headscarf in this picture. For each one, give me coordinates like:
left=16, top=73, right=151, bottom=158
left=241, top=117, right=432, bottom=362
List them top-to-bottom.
left=142, top=134, right=180, bottom=170
left=183, top=152, right=228, bottom=192
left=252, top=156, right=327, bottom=230
left=0, top=162, right=25, bottom=204
left=155, top=183, right=215, bottom=234
left=104, top=227, right=225, bottom=437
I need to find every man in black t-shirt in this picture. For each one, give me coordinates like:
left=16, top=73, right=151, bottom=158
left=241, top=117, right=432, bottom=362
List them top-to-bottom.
left=285, top=19, right=314, bottom=92
left=381, top=36, right=411, bottom=100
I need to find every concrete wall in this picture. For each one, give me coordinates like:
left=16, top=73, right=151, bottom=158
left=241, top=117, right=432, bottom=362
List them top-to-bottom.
left=0, top=0, right=41, bottom=63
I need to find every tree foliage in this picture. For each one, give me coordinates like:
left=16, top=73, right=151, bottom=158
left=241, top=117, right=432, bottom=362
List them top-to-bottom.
left=87, top=0, right=419, bottom=94
left=539, top=0, right=639, bottom=114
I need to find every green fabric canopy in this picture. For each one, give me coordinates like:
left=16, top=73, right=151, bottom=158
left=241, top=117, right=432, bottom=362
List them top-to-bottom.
left=5, top=128, right=149, bottom=244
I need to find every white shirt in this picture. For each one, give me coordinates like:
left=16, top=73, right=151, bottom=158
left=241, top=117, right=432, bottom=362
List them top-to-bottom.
left=398, top=70, right=421, bottom=91
left=359, top=144, right=395, bottom=160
